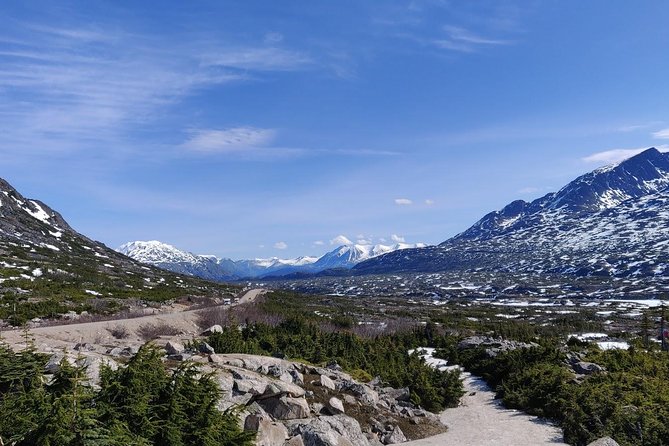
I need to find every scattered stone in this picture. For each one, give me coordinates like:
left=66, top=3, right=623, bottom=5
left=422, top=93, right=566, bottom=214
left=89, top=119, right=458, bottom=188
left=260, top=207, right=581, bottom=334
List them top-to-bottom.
left=201, top=324, right=223, bottom=336
left=164, top=341, right=184, bottom=355
left=198, top=342, right=215, bottom=354
left=168, top=353, right=192, bottom=361
left=208, top=353, right=222, bottom=363
left=319, top=374, right=336, bottom=391
left=343, top=394, right=357, bottom=405
left=327, top=397, right=345, bottom=415
left=310, top=402, right=325, bottom=415
left=244, top=414, right=289, bottom=445
left=382, top=426, right=407, bottom=444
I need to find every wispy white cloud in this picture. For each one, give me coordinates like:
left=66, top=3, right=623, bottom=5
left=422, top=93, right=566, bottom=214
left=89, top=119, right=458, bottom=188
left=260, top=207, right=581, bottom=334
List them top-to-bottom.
left=0, top=22, right=309, bottom=159
left=433, top=25, right=512, bottom=53
left=202, top=47, right=311, bottom=72
left=616, top=121, right=663, bottom=132
left=183, top=127, right=276, bottom=153
left=653, top=128, right=669, bottom=139
left=582, top=145, right=669, bottom=164
left=517, top=187, right=539, bottom=194
left=394, top=198, right=413, bottom=205
left=424, top=199, right=435, bottom=205
left=390, top=234, right=405, bottom=243
left=330, top=235, right=353, bottom=245
left=357, top=238, right=372, bottom=245
left=313, top=240, right=325, bottom=246
left=273, top=241, right=288, bottom=250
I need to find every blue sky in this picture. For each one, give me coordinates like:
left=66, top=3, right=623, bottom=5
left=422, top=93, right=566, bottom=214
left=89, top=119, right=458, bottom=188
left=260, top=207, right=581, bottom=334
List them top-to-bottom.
left=2, top=1, right=669, bottom=259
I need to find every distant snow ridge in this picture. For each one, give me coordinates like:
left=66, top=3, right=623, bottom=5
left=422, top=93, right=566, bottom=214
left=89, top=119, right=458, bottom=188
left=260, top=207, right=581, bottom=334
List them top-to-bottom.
left=117, top=240, right=426, bottom=280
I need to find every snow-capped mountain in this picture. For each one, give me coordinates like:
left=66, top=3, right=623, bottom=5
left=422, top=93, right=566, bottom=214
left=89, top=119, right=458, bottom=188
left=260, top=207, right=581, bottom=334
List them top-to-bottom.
left=354, top=147, right=669, bottom=278
left=0, top=178, right=236, bottom=323
left=117, top=240, right=425, bottom=280
left=312, top=243, right=427, bottom=271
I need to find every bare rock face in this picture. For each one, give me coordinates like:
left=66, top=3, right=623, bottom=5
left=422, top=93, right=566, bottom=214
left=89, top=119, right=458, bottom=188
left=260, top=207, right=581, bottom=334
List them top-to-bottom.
left=244, top=413, right=289, bottom=446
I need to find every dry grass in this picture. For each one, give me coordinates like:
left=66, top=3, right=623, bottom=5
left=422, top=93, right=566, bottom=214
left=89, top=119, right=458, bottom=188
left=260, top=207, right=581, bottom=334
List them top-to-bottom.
left=137, top=322, right=182, bottom=341
left=107, top=324, right=130, bottom=339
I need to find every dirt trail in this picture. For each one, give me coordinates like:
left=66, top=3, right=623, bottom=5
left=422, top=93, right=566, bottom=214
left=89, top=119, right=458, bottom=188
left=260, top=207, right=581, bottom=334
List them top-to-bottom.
left=0, top=288, right=265, bottom=351
left=404, top=372, right=568, bottom=446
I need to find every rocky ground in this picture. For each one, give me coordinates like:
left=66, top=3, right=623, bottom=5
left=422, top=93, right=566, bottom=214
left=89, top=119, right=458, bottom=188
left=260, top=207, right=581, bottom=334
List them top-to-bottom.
left=0, top=289, right=444, bottom=446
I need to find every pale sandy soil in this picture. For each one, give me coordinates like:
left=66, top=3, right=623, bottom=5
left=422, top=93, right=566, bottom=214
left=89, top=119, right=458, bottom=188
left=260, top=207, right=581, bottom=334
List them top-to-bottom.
left=0, top=288, right=264, bottom=351
left=404, top=373, right=568, bottom=446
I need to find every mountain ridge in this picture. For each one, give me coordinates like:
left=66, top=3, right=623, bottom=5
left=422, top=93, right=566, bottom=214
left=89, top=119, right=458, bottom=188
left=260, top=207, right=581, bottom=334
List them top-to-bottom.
left=353, top=147, right=669, bottom=278
left=117, top=240, right=427, bottom=280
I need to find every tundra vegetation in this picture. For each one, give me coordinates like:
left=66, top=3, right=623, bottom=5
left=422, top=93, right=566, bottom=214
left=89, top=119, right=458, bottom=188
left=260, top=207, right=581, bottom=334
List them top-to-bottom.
left=1, top=289, right=667, bottom=446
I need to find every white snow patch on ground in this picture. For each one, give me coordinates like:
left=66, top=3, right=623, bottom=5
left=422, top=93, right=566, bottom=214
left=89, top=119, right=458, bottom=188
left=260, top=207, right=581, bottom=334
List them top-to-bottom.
left=26, top=200, right=51, bottom=223
left=32, top=268, right=43, bottom=277
left=85, top=289, right=102, bottom=296
left=597, top=341, right=630, bottom=350
left=408, top=347, right=460, bottom=372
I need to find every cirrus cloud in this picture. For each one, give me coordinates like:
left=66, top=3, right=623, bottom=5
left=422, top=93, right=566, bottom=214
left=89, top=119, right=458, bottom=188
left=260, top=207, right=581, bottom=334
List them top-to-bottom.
left=183, top=127, right=276, bottom=153
left=582, top=146, right=669, bottom=164
left=394, top=198, right=413, bottom=205
left=273, top=241, right=288, bottom=250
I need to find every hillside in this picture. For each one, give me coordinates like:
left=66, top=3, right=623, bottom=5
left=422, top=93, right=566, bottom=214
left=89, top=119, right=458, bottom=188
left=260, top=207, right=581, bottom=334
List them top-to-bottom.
left=354, top=148, right=669, bottom=279
left=0, top=178, right=237, bottom=325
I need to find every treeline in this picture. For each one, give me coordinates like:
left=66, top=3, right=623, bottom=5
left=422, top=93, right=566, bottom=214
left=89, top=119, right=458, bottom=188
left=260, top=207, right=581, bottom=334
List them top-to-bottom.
left=207, top=317, right=464, bottom=412
left=440, top=342, right=669, bottom=446
left=0, top=344, right=254, bottom=446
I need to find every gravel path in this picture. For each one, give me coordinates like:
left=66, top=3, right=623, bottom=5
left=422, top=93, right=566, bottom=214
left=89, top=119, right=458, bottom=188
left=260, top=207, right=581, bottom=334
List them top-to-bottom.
left=0, top=288, right=264, bottom=351
left=404, top=372, right=568, bottom=446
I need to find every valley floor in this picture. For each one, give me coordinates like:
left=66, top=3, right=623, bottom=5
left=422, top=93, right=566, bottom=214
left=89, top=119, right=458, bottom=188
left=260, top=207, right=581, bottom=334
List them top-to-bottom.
left=405, top=372, right=568, bottom=446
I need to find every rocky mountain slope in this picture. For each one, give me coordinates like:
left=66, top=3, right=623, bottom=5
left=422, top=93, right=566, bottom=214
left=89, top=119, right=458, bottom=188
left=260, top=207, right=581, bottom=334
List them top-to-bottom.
left=354, top=148, right=669, bottom=279
left=0, top=177, right=237, bottom=325
left=118, top=240, right=426, bottom=280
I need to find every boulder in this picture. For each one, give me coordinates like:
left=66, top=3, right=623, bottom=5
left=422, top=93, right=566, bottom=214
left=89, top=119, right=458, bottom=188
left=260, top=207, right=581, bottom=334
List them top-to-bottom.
left=201, top=324, right=223, bottom=335
left=164, top=341, right=184, bottom=355
left=199, top=342, right=215, bottom=355
left=168, top=353, right=192, bottom=361
left=209, top=353, right=223, bottom=363
left=573, top=361, right=605, bottom=375
left=319, top=374, right=336, bottom=391
left=262, top=380, right=306, bottom=399
left=343, top=382, right=379, bottom=406
left=381, top=387, right=410, bottom=402
left=259, top=396, right=310, bottom=420
left=327, top=397, right=345, bottom=415
left=244, top=414, right=289, bottom=446
left=286, top=415, right=370, bottom=446
left=382, top=426, right=407, bottom=445
left=587, top=437, right=620, bottom=446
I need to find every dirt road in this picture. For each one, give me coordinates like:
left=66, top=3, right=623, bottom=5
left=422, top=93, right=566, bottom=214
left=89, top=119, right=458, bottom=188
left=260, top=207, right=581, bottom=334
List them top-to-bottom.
left=0, top=288, right=265, bottom=351
left=404, top=373, right=568, bottom=446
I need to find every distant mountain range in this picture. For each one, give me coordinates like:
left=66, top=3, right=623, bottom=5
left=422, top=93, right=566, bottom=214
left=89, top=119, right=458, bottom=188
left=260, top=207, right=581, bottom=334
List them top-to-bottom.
left=354, top=147, right=669, bottom=278
left=117, top=240, right=427, bottom=280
